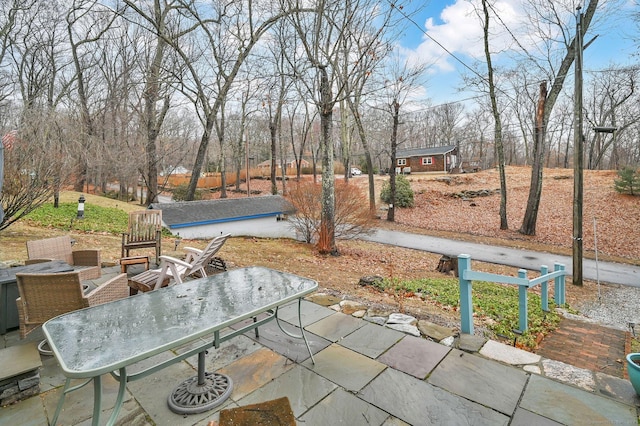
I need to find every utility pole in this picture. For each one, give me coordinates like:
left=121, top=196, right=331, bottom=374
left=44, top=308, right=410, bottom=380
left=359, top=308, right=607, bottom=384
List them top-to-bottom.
left=572, top=6, right=584, bottom=286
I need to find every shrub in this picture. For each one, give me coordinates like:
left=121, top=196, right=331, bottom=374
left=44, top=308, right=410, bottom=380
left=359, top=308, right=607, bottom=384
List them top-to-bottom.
left=613, top=167, right=640, bottom=196
left=380, top=175, right=414, bottom=207
left=286, top=180, right=375, bottom=244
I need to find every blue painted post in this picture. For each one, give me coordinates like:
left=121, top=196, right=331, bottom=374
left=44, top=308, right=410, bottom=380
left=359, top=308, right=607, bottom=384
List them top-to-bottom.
left=458, top=254, right=473, bottom=335
left=555, top=263, right=566, bottom=305
left=540, top=265, right=549, bottom=312
left=518, top=269, right=528, bottom=332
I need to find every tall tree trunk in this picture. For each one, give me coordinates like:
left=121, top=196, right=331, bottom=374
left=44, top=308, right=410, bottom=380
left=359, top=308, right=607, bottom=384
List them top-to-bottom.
left=482, top=0, right=508, bottom=230
left=142, top=11, right=169, bottom=205
left=317, top=66, right=337, bottom=255
left=520, top=82, right=547, bottom=235
left=347, top=97, right=376, bottom=215
left=387, top=100, right=399, bottom=222
left=270, top=121, right=277, bottom=194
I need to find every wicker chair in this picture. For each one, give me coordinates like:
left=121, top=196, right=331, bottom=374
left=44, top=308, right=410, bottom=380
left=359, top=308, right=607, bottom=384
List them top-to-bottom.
left=129, top=234, right=230, bottom=294
left=26, top=235, right=101, bottom=280
left=15, top=271, right=128, bottom=353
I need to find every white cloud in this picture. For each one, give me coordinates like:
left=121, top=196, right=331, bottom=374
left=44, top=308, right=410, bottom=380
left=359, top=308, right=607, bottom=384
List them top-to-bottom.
left=407, top=0, right=526, bottom=73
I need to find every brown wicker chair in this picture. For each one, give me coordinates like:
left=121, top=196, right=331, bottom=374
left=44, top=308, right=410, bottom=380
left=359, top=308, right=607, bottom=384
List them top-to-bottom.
left=26, top=235, right=101, bottom=280
left=15, top=271, right=128, bottom=352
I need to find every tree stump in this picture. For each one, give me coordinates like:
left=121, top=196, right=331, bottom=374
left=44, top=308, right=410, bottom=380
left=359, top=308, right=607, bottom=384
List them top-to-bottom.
left=436, top=255, right=458, bottom=277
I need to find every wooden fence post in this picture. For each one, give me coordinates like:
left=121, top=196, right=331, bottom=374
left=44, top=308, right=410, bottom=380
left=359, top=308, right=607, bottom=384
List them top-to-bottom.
left=458, top=254, right=473, bottom=335
left=555, top=263, right=566, bottom=305
left=540, top=265, right=549, bottom=312
left=518, top=269, right=528, bottom=332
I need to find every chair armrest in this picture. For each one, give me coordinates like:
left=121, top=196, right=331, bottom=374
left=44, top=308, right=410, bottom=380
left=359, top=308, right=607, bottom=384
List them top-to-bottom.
left=183, top=247, right=202, bottom=263
left=72, top=249, right=101, bottom=267
left=159, top=255, right=192, bottom=269
left=24, top=258, right=54, bottom=265
left=86, top=273, right=129, bottom=306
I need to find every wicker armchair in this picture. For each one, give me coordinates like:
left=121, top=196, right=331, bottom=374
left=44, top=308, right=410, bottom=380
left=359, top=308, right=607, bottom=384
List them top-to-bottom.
left=26, top=235, right=101, bottom=280
left=15, top=271, right=129, bottom=341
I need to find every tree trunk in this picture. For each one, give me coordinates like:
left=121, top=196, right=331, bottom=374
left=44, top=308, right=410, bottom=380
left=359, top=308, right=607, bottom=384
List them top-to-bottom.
left=482, top=0, right=507, bottom=230
left=318, top=66, right=337, bottom=255
left=520, top=82, right=547, bottom=235
left=387, top=100, right=400, bottom=222
left=187, top=117, right=214, bottom=200
left=270, top=121, right=277, bottom=195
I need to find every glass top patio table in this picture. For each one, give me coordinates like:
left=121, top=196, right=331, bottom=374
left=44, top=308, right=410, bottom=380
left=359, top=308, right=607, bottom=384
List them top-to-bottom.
left=43, top=266, right=318, bottom=379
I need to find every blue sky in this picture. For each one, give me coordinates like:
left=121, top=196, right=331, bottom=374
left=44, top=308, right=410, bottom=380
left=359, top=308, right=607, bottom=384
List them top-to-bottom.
left=396, top=0, right=639, bottom=106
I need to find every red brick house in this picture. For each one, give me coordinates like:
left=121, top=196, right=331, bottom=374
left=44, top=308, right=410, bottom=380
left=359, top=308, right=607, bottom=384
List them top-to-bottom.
left=394, top=145, right=458, bottom=174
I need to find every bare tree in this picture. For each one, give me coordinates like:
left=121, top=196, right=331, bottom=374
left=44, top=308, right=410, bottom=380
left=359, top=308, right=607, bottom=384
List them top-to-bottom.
left=66, top=0, right=118, bottom=192
left=286, top=0, right=402, bottom=252
left=480, top=0, right=508, bottom=229
left=519, top=0, right=600, bottom=235
left=584, top=66, right=638, bottom=169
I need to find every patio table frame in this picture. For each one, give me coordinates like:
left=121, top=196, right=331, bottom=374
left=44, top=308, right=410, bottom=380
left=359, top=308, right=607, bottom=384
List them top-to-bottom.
left=42, top=266, right=318, bottom=426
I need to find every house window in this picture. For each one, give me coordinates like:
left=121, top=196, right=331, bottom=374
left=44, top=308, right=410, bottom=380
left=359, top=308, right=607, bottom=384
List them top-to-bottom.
left=421, top=157, right=433, bottom=165
left=397, top=159, right=406, bottom=166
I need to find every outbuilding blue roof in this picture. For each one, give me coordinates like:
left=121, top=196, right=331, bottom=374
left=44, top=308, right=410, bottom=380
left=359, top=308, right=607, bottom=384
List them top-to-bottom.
left=149, top=195, right=295, bottom=229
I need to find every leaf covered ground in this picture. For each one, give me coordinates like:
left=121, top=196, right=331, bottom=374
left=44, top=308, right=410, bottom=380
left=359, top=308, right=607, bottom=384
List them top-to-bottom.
left=0, top=166, right=635, bottom=334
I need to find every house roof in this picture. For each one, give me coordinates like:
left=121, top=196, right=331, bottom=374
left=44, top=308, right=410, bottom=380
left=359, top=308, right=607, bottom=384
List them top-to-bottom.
left=396, top=145, right=457, bottom=158
left=149, top=195, right=295, bottom=229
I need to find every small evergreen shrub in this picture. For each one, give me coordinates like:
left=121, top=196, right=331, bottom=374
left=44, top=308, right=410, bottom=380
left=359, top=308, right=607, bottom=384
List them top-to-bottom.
left=613, top=167, right=640, bottom=196
left=380, top=175, right=414, bottom=207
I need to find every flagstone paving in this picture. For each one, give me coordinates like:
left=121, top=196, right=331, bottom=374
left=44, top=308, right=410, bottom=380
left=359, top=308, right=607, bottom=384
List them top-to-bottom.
left=0, top=275, right=638, bottom=426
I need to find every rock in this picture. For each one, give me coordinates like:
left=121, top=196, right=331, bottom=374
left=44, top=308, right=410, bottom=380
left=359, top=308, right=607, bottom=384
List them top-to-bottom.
left=359, top=275, right=384, bottom=287
left=307, top=293, right=342, bottom=307
left=339, top=300, right=368, bottom=315
left=367, top=305, right=393, bottom=317
left=351, top=310, right=367, bottom=318
left=387, top=313, right=417, bottom=325
left=364, top=316, right=387, bottom=326
left=417, top=320, right=455, bottom=342
left=386, top=323, right=421, bottom=337
left=456, top=334, right=487, bottom=353
left=441, top=336, right=456, bottom=347
left=479, top=340, right=541, bottom=365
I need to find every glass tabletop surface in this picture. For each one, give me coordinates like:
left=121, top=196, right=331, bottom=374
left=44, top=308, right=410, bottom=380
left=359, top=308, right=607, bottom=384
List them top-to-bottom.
left=42, top=266, right=317, bottom=377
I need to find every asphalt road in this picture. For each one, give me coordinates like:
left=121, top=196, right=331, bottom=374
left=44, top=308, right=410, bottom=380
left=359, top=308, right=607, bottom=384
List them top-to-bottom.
left=362, top=229, right=639, bottom=288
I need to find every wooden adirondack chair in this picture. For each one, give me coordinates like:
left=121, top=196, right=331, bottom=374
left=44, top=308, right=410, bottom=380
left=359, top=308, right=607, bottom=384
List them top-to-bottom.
left=121, top=210, right=162, bottom=264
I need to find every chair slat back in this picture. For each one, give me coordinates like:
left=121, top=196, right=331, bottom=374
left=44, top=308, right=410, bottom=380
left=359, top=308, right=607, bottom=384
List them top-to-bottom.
left=128, top=210, right=162, bottom=243
left=187, top=234, right=230, bottom=274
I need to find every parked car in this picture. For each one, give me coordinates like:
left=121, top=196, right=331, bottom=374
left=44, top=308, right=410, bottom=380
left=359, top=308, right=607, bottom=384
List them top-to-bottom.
left=350, top=167, right=362, bottom=176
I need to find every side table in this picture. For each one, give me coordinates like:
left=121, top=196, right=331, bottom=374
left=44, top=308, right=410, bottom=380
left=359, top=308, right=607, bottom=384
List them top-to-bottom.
left=120, top=256, right=150, bottom=274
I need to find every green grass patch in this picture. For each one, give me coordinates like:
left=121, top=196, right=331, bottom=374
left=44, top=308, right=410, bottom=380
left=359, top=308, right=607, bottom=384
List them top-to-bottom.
left=24, top=202, right=129, bottom=235
left=380, top=277, right=562, bottom=350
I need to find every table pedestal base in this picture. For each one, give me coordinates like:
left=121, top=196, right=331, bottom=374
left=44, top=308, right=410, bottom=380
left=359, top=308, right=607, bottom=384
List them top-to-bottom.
left=168, top=371, right=233, bottom=414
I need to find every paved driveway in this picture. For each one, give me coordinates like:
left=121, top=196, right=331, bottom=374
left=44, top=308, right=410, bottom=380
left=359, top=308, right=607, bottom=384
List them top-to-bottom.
left=363, top=229, right=639, bottom=288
